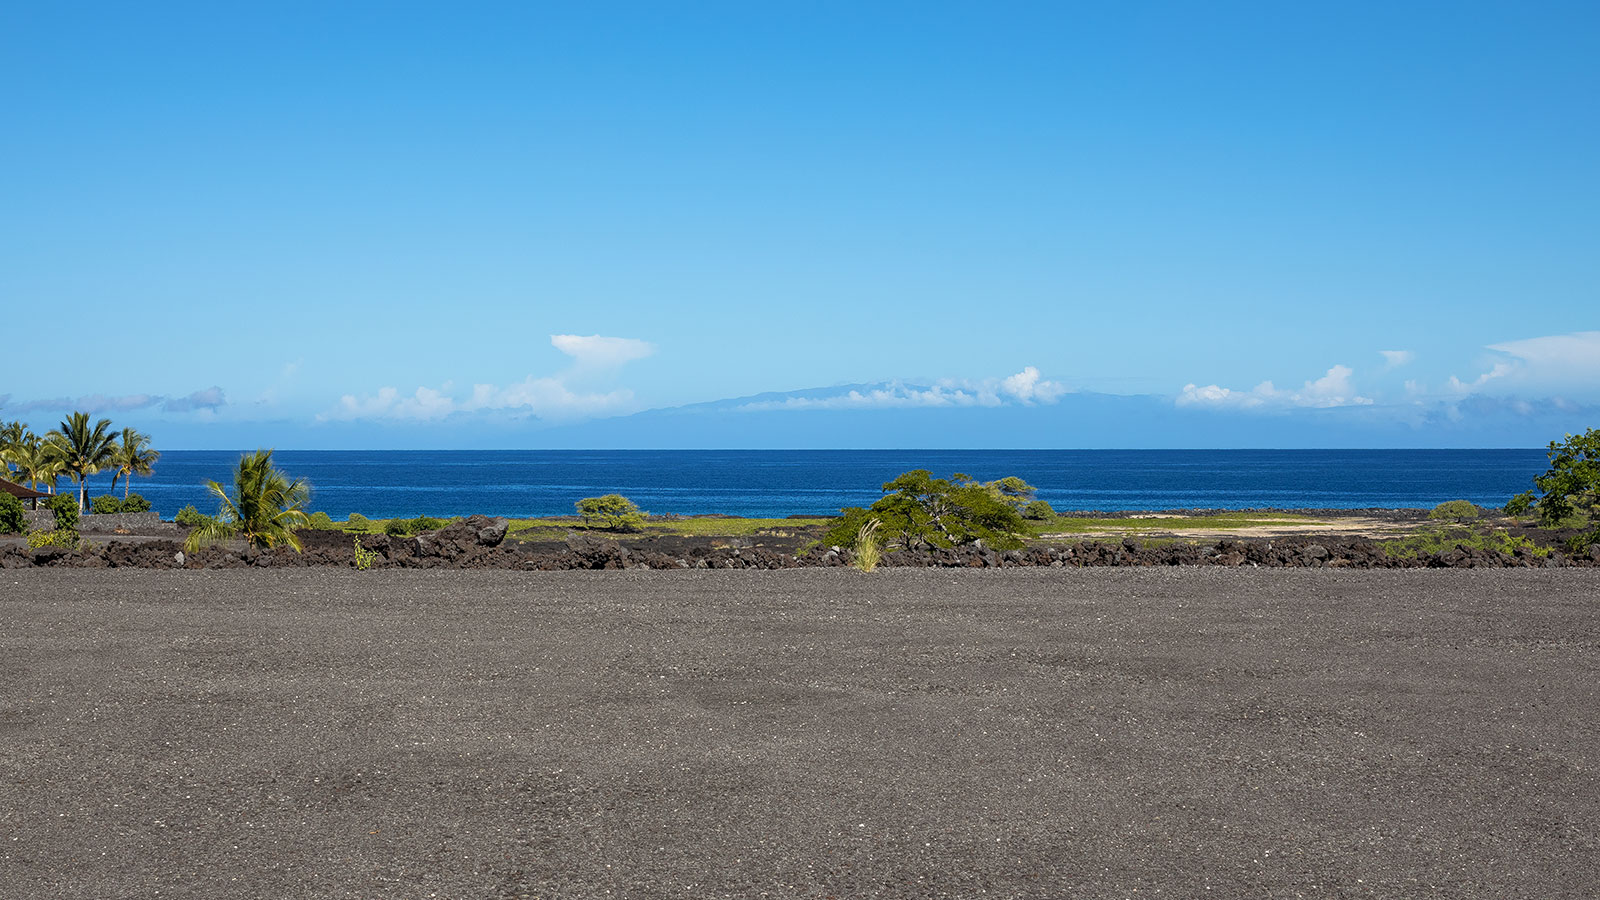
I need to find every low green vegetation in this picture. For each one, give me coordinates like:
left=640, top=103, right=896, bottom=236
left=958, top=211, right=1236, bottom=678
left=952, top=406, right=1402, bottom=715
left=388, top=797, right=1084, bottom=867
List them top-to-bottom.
left=174, top=505, right=206, bottom=527
left=1032, top=510, right=1319, bottom=536
left=306, top=512, right=457, bottom=535
left=503, top=514, right=829, bottom=542
left=383, top=515, right=449, bottom=536
left=1383, top=524, right=1548, bottom=560
left=27, top=528, right=79, bottom=550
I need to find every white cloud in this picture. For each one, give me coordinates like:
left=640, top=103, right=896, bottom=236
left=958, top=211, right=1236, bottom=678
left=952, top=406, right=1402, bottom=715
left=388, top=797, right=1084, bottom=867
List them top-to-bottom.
left=1443, top=331, right=1600, bottom=395
left=1487, top=331, right=1600, bottom=376
left=321, top=334, right=651, bottom=423
left=551, top=334, right=655, bottom=369
left=1379, top=349, right=1414, bottom=369
left=1446, top=361, right=1516, bottom=393
left=1178, top=365, right=1373, bottom=410
left=1001, top=366, right=1068, bottom=403
left=737, top=368, right=1070, bottom=412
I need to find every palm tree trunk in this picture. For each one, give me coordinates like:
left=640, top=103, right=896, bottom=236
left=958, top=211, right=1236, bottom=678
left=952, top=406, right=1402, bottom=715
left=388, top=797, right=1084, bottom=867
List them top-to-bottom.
left=125, top=475, right=132, bottom=500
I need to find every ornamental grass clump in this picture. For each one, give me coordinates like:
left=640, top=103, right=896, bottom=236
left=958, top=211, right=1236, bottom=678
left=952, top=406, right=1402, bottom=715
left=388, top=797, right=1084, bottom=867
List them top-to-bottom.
left=853, top=518, right=882, bottom=573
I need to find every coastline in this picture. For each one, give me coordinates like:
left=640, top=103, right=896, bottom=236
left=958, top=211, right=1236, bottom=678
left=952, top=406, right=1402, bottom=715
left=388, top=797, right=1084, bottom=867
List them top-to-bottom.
left=5, top=506, right=1596, bottom=570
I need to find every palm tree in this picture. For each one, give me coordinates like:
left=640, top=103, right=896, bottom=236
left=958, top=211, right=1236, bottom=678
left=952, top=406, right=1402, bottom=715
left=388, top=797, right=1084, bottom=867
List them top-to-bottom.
left=45, top=412, right=120, bottom=512
left=0, top=419, right=25, bottom=479
left=108, top=427, right=160, bottom=499
left=8, top=433, right=61, bottom=509
left=185, top=449, right=312, bottom=553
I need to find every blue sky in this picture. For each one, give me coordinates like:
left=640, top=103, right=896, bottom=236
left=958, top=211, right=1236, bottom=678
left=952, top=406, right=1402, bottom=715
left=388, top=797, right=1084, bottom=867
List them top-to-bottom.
left=3, top=1, right=1597, bottom=448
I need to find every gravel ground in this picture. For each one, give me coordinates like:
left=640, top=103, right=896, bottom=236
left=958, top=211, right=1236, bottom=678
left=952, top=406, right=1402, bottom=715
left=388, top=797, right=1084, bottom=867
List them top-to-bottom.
left=3, top=569, right=1597, bottom=899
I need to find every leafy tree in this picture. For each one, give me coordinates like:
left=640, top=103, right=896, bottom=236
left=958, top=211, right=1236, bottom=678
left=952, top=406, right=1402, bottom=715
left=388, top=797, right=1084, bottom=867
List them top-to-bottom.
left=45, top=412, right=119, bottom=513
left=0, top=419, right=26, bottom=478
left=108, top=427, right=159, bottom=499
left=1530, top=428, right=1600, bottom=526
left=185, top=449, right=312, bottom=553
left=824, top=469, right=1030, bottom=551
left=576, top=494, right=645, bottom=531
left=91, top=495, right=123, bottom=515
left=174, top=505, right=206, bottom=527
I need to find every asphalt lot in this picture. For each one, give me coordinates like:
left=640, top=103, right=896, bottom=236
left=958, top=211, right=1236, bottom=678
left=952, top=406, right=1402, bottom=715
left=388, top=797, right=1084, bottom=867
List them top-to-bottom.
left=3, top=568, right=1597, bottom=899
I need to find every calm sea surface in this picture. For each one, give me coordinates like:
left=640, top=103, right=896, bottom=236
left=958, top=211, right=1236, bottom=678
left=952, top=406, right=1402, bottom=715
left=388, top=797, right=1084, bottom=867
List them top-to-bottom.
left=55, top=449, right=1548, bottom=519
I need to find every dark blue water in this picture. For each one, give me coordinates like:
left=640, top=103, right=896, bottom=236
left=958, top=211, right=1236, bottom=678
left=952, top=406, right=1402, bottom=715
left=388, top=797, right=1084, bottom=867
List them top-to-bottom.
left=45, top=449, right=1548, bottom=519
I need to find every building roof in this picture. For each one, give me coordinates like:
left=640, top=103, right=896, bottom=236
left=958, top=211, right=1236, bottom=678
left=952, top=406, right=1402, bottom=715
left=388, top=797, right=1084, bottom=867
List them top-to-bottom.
left=0, top=478, right=50, bottom=500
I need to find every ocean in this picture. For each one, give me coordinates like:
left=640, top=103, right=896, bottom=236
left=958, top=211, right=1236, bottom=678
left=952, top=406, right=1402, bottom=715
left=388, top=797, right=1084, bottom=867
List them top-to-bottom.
left=50, top=449, right=1549, bottom=520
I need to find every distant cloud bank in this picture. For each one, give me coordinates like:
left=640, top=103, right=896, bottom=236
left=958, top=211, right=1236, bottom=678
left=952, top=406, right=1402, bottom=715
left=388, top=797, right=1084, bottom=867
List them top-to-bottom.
left=321, top=334, right=653, bottom=423
left=1178, top=364, right=1373, bottom=410
left=735, top=367, right=1068, bottom=412
left=1, top=387, right=227, bottom=418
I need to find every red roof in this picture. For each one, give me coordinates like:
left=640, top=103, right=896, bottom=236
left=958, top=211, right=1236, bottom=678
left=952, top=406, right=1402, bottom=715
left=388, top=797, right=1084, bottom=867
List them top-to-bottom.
left=0, top=478, right=49, bottom=500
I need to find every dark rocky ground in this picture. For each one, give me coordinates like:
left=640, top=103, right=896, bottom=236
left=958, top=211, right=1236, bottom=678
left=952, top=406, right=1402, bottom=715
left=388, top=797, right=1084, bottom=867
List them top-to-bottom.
left=4, top=514, right=1598, bottom=570
left=3, top=568, right=1598, bottom=899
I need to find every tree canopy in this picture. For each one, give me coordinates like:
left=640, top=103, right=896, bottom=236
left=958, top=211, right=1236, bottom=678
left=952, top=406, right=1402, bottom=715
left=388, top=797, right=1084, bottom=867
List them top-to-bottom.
left=45, top=412, right=119, bottom=513
left=1529, top=428, right=1600, bottom=526
left=823, top=470, right=1031, bottom=551
left=576, top=494, right=645, bottom=531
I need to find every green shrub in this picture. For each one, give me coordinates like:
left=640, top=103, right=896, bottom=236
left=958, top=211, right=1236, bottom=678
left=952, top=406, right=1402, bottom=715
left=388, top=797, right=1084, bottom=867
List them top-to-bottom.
left=0, top=492, right=24, bottom=535
left=121, top=493, right=151, bottom=513
left=45, top=494, right=79, bottom=535
left=576, top=494, right=645, bottom=531
left=91, top=495, right=122, bottom=515
left=1022, top=499, right=1056, bottom=521
left=1429, top=500, right=1480, bottom=523
left=174, top=504, right=206, bottom=527
left=304, top=510, right=336, bottom=529
left=346, top=512, right=372, bottom=530
left=383, top=515, right=447, bottom=537
left=1383, top=525, right=1548, bottom=560
left=1565, top=527, right=1600, bottom=556
left=27, top=528, right=78, bottom=550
